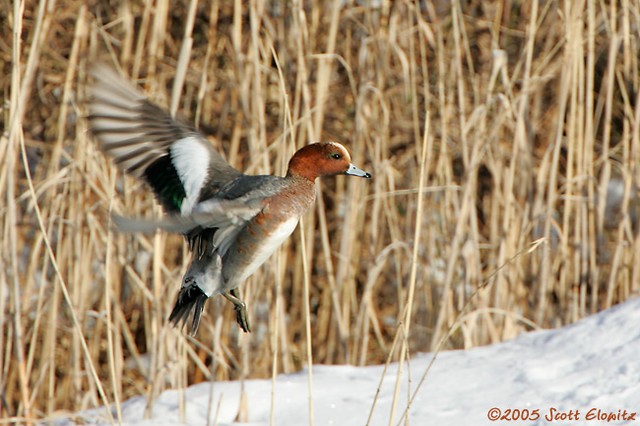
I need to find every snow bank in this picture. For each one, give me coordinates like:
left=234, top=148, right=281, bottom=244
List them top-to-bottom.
left=54, top=297, right=640, bottom=425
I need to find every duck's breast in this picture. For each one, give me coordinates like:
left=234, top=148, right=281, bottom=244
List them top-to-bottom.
left=222, top=213, right=299, bottom=289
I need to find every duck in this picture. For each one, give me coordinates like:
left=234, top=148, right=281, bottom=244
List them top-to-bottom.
left=87, top=64, right=371, bottom=334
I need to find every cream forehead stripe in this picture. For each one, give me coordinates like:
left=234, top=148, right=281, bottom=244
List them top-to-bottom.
left=327, top=142, right=351, bottom=161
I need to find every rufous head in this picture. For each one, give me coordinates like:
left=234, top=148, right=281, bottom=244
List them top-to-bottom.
left=286, top=142, right=372, bottom=182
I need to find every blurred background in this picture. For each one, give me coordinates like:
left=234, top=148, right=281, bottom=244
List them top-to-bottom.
left=2, top=0, right=640, bottom=421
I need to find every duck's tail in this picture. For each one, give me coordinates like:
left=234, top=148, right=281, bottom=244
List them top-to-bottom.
left=169, top=251, right=222, bottom=335
left=169, top=284, right=209, bottom=335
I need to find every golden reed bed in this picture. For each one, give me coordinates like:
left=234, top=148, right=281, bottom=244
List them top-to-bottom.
left=2, top=0, right=639, bottom=422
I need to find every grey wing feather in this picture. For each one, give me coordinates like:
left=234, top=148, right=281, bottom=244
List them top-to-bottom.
left=87, top=64, right=241, bottom=213
left=112, top=198, right=264, bottom=235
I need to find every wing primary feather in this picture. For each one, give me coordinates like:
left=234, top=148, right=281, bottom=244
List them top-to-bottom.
left=88, top=64, right=243, bottom=218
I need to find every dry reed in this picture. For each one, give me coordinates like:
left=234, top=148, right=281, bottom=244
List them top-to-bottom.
left=2, top=0, right=640, bottom=423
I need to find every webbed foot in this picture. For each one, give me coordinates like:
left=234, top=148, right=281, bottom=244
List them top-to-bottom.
left=223, top=288, right=251, bottom=333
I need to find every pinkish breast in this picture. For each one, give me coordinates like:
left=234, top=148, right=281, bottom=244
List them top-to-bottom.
left=220, top=177, right=316, bottom=290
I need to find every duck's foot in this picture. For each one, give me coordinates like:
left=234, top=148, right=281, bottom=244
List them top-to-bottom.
left=223, top=289, right=251, bottom=333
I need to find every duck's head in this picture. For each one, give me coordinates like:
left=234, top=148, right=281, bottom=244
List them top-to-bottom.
left=286, top=142, right=371, bottom=181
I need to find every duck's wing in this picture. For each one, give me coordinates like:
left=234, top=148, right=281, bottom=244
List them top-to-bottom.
left=87, top=64, right=241, bottom=215
left=113, top=175, right=288, bottom=256
left=187, top=175, right=288, bottom=255
left=112, top=196, right=264, bottom=255
left=112, top=198, right=262, bottom=234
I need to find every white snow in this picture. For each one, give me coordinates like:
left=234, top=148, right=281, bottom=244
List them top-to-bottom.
left=55, top=298, right=640, bottom=425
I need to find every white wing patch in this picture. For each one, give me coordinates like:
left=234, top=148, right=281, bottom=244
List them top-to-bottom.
left=170, top=136, right=211, bottom=214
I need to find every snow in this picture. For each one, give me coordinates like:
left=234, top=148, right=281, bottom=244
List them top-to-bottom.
left=55, top=298, right=640, bottom=425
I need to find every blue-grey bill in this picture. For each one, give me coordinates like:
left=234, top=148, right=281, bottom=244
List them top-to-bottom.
left=345, top=163, right=372, bottom=178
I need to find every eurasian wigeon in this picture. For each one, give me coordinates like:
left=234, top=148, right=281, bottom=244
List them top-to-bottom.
left=87, top=65, right=371, bottom=334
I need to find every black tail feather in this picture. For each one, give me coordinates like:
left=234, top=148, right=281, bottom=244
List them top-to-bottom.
left=169, top=284, right=208, bottom=335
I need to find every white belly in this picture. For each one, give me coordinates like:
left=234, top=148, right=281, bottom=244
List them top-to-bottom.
left=229, top=216, right=299, bottom=287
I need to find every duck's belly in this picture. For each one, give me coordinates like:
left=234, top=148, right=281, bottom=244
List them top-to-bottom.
left=222, top=215, right=299, bottom=290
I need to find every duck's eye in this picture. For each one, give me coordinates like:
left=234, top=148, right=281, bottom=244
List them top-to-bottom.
left=331, top=153, right=342, bottom=160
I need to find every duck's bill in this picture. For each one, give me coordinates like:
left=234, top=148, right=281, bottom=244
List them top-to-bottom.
left=345, top=163, right=372, bottom=178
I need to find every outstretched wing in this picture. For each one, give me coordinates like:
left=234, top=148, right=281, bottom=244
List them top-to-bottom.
left=87, top=64, right=241, bottom=215
left=112, top=196, right=265, bottom=257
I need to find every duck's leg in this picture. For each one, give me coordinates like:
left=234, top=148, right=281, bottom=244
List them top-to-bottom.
left=223, top=289, right=251, bottom=333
